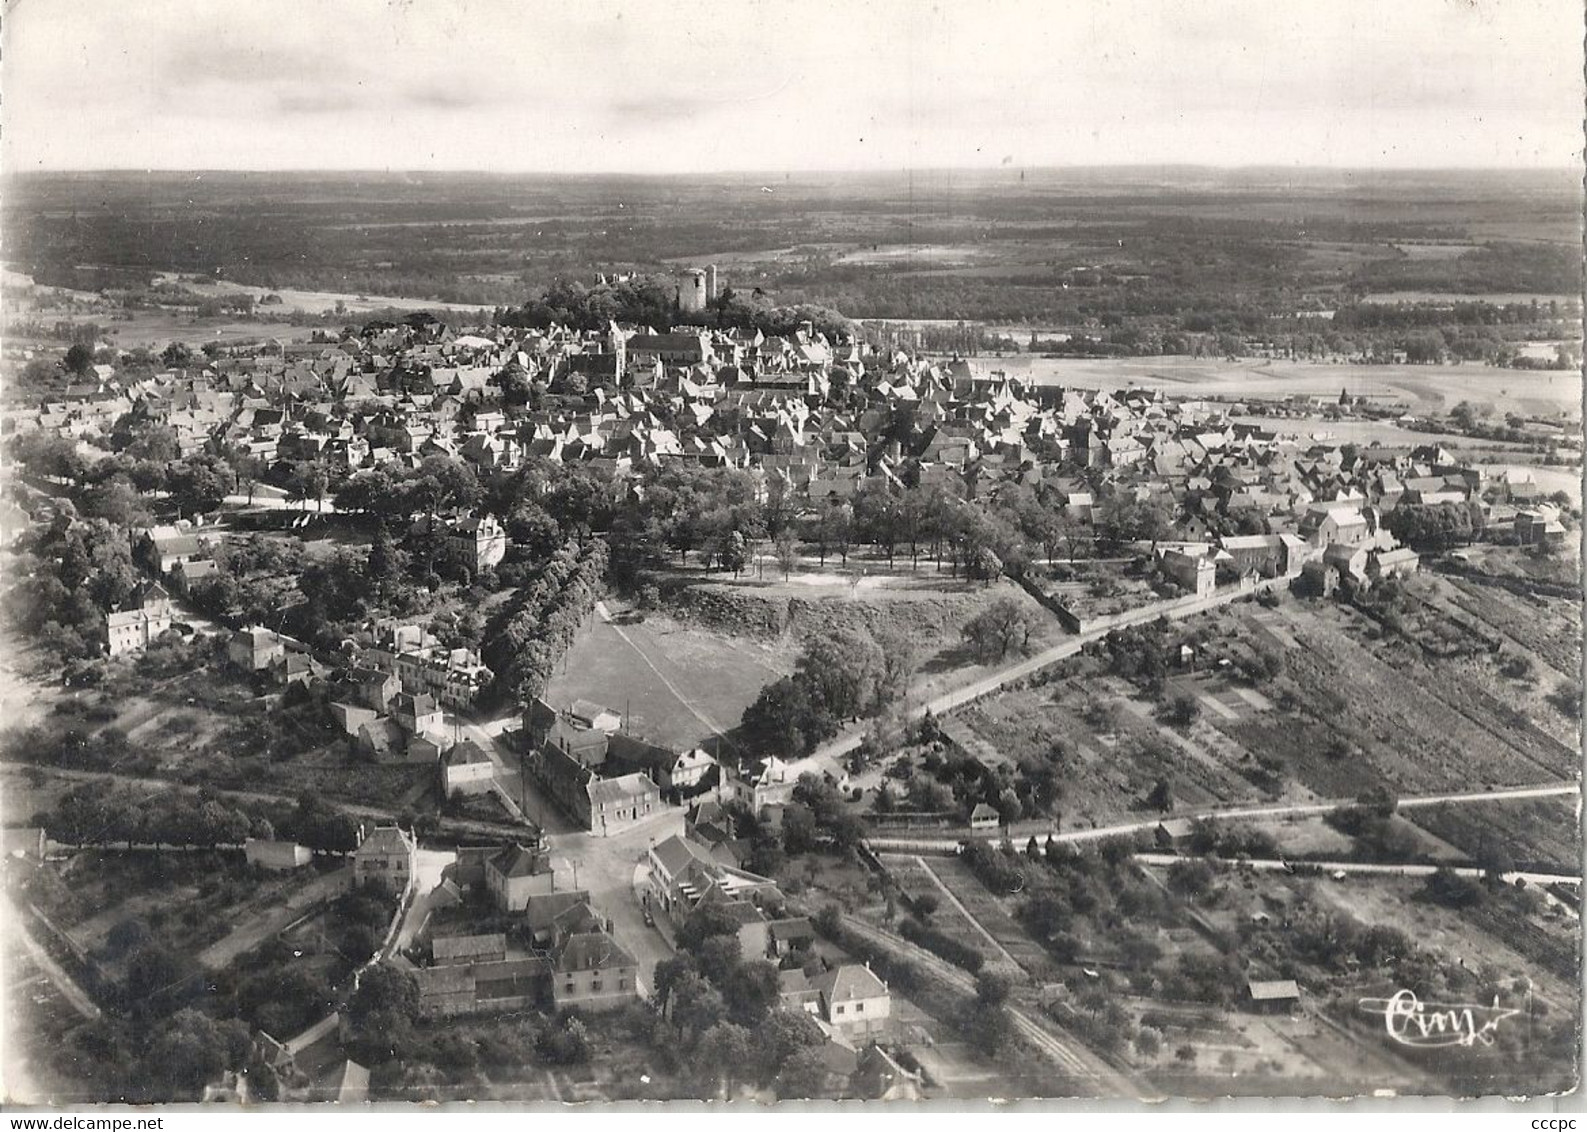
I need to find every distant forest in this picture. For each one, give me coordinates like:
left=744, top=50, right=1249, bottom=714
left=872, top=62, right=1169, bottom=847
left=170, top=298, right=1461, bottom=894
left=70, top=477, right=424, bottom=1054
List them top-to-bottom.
left=4, top=168, right=1580, bottom=329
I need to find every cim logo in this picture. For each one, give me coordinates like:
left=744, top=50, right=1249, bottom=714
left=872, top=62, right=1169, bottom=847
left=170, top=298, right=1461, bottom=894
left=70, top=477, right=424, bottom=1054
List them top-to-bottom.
left=1359, top=989, right=1519, bottom=1049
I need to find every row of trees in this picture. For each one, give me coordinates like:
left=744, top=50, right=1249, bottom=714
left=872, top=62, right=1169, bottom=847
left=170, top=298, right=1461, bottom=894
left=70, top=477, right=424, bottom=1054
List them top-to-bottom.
left=1384, top=500, right=1488, bottom=551
left=482, top=538, right=607, bottom=704
left=35, top=783, right=362, bottom=853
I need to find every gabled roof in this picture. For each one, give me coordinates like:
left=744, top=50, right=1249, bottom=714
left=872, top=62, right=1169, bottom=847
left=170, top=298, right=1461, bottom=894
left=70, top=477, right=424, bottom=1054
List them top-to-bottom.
left=444, top=739, right=492, bottom=767
left=586, top=772, right=657, bottom=806
left=358, top=825, right=415, bottom=856
left=488, top=842, right=548, bottom=880
left=554, top=928, right=637, bottom=974
left=432, top=933, right=506, bottom=962
left=811, top=963, right=888, bottom=1003
left=1248, top=978, right=1301, bottom=1001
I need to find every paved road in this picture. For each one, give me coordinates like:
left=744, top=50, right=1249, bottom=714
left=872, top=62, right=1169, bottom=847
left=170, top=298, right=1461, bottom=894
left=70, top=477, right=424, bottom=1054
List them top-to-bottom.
left=222, top=493, right=338, bottom=513
left=787, top=576, right=1293, bottom=781
left=447, top=709, right=572, bottom=836
left=865, top=781, right=1582, bottom=854
left=546, top=807, right=684, bottom=996
left=389, top=849, right=461, bottom=957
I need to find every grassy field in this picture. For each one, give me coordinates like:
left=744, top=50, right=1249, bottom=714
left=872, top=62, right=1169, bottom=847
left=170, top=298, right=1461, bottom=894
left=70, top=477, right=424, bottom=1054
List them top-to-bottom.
left=543, top=606, right=797, bottom=752
left=1406, top=796, right=1581, bottom=873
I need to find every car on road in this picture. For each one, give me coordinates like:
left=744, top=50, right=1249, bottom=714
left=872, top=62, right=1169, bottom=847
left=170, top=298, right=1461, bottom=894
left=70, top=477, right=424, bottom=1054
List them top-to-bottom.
left=642, top=908, right=655, bottom=927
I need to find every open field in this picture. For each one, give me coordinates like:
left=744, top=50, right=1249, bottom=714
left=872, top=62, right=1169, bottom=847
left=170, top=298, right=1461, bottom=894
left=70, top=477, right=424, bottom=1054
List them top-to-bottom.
left=7, top=167, right=1580, bottom=326
left=999, top=356, right=1582, bottom=419
left=544, top=606, right=796, bottom=752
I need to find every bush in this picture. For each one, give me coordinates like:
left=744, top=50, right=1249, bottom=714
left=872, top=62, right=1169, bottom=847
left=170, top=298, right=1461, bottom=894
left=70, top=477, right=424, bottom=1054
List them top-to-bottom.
left=960, top=839, right=1023, bottom=895
left=1423, top=867, right=1487, bottom=909
left=908, top=892, right=940, bottom=919
left=898, top=917, right=985, bottom=974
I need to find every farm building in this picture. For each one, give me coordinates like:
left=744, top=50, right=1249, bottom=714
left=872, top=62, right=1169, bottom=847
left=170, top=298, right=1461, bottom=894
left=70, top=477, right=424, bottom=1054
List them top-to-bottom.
left=569, top=700, right=623, bottom=732
left=969, top=803, right=1001, bottom=830
left=1154, top=818, right=1196, bottom=850
left=244, top=838, right=313, bottom=870
left=1246, top=978, right=1301, bottom=1014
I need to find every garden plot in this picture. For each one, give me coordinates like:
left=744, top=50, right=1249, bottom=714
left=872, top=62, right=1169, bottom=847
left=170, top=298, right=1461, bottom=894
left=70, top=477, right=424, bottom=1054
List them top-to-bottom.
left=1440, top=578, right=1582, bottom=677
left=1221, top=607, right=1577, bottom=798
left=1163, top=674, right=1269, bottom=722
left=951, top=678, right=1273, bottom=825
left=1405, top=796, right=1582, bottom=874
left=875, top=854, right=996, bottom=967
left=923, top=855, right=1065, bottom=981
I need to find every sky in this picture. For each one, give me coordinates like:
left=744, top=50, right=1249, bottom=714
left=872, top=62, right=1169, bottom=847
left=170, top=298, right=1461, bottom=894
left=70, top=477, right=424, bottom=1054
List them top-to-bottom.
left=2, top=0, right=1582, bottom=173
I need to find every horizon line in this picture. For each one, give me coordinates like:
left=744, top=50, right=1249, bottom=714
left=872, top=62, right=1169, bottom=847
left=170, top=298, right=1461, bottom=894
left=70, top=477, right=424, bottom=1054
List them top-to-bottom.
left=5, top=161, right=1581, bottom=179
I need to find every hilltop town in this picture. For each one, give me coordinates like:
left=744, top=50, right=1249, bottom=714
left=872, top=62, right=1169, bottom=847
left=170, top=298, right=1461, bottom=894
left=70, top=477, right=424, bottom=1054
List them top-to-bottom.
left=1, top=268, right=1581, bottom=1103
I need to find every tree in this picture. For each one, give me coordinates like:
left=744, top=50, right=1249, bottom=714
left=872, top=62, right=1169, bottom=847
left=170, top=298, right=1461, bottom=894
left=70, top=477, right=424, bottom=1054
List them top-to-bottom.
left=161, top=342, right=195, bottom=368
left=64, top=343, right=95, bottom=375
left=168, top=456, right=235, bottom=516
left=286, top=461, right=330, bottom=512
left=815, top=498, right=853, bottom=566
left=774, top=530, right=798, bottom=580
left=962, top=597, right=1037, bottom=661
left=798, top=628, right=886, bottom=721
left=741, top=675, right=832, bottom=757
left=1165, top=693, right=1201, bottom=728
left=1146, top=776, right=1173, bottom=813
left=345, top=963, right=420, bottom=1060
left=752, top=1008, right=825, bottom=1084
left=141, top=1009, right=252, bottom=1100
left=534, top=1016, right=590, bottom=1065
left=692, top=1022, right=754, bottom=1095
left=777, top=1046, right=835, bottom=1099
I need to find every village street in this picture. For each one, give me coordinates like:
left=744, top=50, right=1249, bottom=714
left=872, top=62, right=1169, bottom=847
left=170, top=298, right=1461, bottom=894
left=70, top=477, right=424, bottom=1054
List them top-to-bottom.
left=444, top=708, right=577, bottom=836
left=545, top=806, right=684, bottom=995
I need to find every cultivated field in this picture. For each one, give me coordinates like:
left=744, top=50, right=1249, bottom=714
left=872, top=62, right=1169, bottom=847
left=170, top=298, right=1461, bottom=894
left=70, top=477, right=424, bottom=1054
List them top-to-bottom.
left=1000, top=356, right=1583, bottom=419
left=1214, top=600, right=1579, bottom=799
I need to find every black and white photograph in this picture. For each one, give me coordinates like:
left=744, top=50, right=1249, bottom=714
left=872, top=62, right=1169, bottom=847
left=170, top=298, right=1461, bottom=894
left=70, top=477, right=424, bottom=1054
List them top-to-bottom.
left=0, top=0, right=1581, bottom=1112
